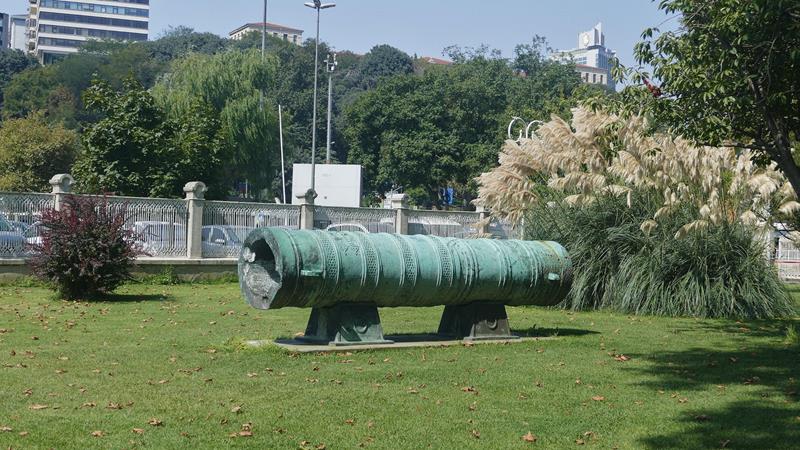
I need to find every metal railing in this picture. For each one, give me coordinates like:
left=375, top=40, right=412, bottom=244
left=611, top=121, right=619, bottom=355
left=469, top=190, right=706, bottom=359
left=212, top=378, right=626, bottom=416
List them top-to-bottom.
left=0, top=174, right=521, bottom=262
left=0, top=192, right=54, bottom=257
left=103, top=196, right=189, bottom=258
left=202, top=201, right=300, bottom=258
left=313, top=206, right=396, bottom=234
left=407, top=210, right=481, bottom=238
left=775, top=237, right=800, bottom=280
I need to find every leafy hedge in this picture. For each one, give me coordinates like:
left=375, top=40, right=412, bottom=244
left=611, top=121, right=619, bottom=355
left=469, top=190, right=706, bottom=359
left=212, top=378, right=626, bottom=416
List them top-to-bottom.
left=30, top=195, right=140, bottom=299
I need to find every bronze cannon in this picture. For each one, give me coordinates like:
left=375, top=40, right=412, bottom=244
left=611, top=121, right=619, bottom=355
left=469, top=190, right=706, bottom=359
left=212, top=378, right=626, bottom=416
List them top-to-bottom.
left=239, top=228, right=572, bottom=345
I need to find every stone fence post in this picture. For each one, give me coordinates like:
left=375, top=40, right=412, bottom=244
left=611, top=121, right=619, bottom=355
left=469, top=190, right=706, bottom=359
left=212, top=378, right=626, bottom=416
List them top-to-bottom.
left=49, top=174, right=74, bottom=211
left=184, top=181, right=206, bottom=259
left=298, top=189, right=316, bottom=230
left=390, top=194, right=409, bottom=235
left=476, top=205, right=491, bottom=235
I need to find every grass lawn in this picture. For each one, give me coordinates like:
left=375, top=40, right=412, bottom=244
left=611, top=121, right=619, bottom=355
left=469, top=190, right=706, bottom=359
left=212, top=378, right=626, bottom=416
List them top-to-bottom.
left=0, top=282, right=798, bottom=449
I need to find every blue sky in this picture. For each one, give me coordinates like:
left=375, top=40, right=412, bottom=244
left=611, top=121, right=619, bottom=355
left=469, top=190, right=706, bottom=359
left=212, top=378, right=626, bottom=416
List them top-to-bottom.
left=144, top=0, right=677, bottom=68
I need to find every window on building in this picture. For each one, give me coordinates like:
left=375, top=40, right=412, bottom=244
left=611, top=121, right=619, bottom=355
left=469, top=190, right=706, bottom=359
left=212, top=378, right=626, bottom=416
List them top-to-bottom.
left=283, top=33, right=288, bottom=40
left=592, top=73, right=596, bottom=83
left=599, top=74, right=604, bottom=84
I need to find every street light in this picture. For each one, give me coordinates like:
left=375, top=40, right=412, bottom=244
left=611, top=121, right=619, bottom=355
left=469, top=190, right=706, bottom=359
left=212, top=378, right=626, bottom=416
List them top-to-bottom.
left=303, top=0, right=336, bottom=201
left=324, top=52, right=337, bottom=164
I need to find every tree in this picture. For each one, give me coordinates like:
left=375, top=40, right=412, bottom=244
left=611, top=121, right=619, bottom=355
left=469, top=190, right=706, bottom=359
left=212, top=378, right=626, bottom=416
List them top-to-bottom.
left=632, top=0, right=800, bottom=196
left=145, top=26, right=228, bottom=62
left=344, top=44, right=583, bottom=207
left=354, top=44, right=413, bottom=89
left=0, top=49, right=38, bottom=114
left=152, top=50, right=279, bottom=198
left=74, top=77, right=226, bottom=198
left=0, top=112, right=79, bottom=191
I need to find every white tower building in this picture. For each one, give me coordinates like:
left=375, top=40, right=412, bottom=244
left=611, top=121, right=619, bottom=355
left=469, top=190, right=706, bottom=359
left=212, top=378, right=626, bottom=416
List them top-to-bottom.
left=551, top=23, right=617, bottom=90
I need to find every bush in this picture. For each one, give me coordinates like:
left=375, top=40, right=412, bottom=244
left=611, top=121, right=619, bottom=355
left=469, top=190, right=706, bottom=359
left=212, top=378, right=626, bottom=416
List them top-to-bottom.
left=525, top=189, right=796, bottom=319
left=29, top=195, right=140, bottom=299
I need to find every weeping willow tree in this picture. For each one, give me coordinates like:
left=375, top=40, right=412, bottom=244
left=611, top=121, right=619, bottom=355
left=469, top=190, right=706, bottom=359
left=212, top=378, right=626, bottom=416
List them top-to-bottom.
left=152, top=50, right=281, bottom=198
left=477, top=107, right=797, bottom=318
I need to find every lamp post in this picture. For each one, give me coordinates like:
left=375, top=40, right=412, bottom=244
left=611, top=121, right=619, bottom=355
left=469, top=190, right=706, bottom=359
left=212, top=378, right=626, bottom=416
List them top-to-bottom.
left=261, top=0, right=267, bottom=59
left=303, top=0, right=336, bottom=201
left=324, top=52, right=337, bottom=164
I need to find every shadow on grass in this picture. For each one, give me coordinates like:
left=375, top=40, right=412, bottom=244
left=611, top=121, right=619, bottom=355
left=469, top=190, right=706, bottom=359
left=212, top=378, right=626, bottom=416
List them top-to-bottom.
left=99, top=293, right=173, bottom=303
left=629, top=323, right=800, bottom=449
left=513, top=326, right=599, bottom=337
left=638, top=400, right=800, bottom=449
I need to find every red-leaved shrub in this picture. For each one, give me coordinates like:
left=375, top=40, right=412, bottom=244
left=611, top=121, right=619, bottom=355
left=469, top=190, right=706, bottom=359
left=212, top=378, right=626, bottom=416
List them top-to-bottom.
left=29, top=195, right=141, bottom=299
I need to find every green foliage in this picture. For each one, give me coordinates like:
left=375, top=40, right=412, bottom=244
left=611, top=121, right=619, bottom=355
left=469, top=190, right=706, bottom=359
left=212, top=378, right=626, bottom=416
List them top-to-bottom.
left=622, top=0, right=800, bottom=196
left=145, top=26, right=228, bottom=62
left=344, top=40, right=582, bottom=206
left=354, top=44, right=414, bottom=89
left=0, top=49, right=38, bottom=114
left=152, top=50, right=279, bottom=198
left=74, top=77, right=226, bottom=198
left=0, top=112, right=78, bottom=191
left=525, top=188, right=795, bottom=319
left=29, top=195, right=140, bottom=299
left=134, top=266, right=182, bottom=285
left=786, top=324, right=800, bottom=345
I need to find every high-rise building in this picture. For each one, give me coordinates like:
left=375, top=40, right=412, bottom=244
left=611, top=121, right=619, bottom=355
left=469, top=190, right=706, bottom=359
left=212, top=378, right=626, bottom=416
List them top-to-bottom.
left=27, top=0, right=149, bottom=64
left=0, top=13, right=9, bottom=48
left=9, top=15, right=29, bottom=51
left=229, top=22, right=303, bottom=45
left=551, top=23, right=616, bottom=90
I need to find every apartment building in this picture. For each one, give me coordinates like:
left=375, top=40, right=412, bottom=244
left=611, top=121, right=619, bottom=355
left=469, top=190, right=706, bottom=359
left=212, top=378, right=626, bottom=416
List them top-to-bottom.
left=27, top=0, right=149, bottom=63
left=229, top=22, right=303, bottom=45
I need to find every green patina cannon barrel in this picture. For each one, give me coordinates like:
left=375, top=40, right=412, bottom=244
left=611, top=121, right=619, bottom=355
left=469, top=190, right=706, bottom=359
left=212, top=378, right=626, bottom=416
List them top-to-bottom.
left=238, top=228, right=572, bottom=345
left=239, top=228, right=571, bottom=309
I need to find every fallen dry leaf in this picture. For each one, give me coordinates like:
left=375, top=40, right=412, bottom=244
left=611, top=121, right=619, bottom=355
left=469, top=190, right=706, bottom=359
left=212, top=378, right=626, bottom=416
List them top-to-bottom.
left=613, top=354, right=630, bottom=362
left=461, top=386, right=478, bottom=394
left=591, top=396, right=605, bottom=401
left=81, top=402, right=96, bottom=408
left=106, top=402, right=122, bottom=410
left=29, top=404, right=49, bottom=410
left=231, top=405, right=242, bottom=414
left=148, top=418, right=163, bottom=427
left=344, top=419, right=355, bottom=426
left=1, top=426, right=12, bottom=432
left=132, top=428, right=144, bottom=434
left=471, top=429, right=480, bottom=439
left=91, top=430, right=104, bottom=437
left=19, top=431, right=29, bottom=437
left=522, top=432, right=537, bottom=443
left=576, top=438, right=585, bottom=445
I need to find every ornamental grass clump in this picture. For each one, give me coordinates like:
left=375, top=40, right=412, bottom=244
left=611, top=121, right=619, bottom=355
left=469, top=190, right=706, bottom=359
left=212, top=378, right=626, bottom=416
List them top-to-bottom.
left=478, top=107, right=796, bottom=319
left=29, top=195, right=141, bottom=300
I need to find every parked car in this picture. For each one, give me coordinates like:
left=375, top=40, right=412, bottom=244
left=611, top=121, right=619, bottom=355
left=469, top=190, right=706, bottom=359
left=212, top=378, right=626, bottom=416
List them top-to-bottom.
left=0, top=218, right=26, bottom=256
left=23, top=221, right=45, bottom=246
left=132, top=221, right=187, bottom=256
left=202, top=225, right=253, bottom=257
